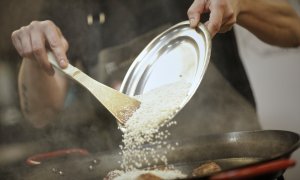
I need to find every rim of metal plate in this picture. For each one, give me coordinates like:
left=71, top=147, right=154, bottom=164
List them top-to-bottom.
left=120, top=21, right=211, bottom=111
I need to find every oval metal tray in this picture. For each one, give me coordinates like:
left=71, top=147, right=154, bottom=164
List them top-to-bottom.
left=120, top=21, right=211, bottom=111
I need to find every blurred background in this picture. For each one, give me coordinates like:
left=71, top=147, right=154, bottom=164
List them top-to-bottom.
left=0, top=0, right=299, bottom=179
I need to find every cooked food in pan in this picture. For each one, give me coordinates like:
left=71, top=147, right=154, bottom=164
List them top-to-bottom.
left=192, top=162, right=222, bottom=176
left=104, top=169, right=187, bottom=180
left=137, top=173, right=162, bottom=180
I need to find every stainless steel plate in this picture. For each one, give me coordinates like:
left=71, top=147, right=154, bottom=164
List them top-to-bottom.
left=120, top=21, right=211, bottom=109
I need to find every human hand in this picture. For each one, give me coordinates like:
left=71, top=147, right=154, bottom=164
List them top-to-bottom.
left=187, top=0, right=240, bottom=37
left=11, top=20, right=69, bottom=75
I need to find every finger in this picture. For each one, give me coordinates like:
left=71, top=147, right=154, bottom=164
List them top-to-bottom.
left=187, top=0, right=206, bottom=28
left=206, top=5, right=224, bottom=37
left=221, top=14, right=236, bottom=31
left=219, top=17, right=235, bottom=33
left=43, top=24, right=68, bottom=68
left=219, top=24, right=233, bottom=33
left=55, top=26, right=69, bottom=51
left=55, top=26, right=63, bottom=37
left=18, top=27, right=34, bottom=59
left=30, top=30, right=54, bottom=75
left=11, top=31, right=24, bottom=56
left=61, top=36, right=69, bottom=52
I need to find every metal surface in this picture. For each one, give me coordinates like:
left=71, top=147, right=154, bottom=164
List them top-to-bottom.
left=120, top=21, right=211, bottom=113
left=48, top=52, right=141, bottom=125
left=18, top=130, right=299, bottom=180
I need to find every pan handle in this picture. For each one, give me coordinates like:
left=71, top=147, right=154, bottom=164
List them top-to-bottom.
left=26, top=148, right=90, bottom=166
left=210, top=159, right=296, bottom=180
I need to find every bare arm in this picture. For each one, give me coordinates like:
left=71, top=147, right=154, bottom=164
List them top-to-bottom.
left=187, top=0, right=300, bottom=47
left=238, top=0, right=300, bottom=47
left=12, top=20, right=69, bottom=128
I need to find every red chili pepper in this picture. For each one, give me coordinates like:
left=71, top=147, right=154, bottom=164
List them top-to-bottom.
left=26, top=148, right=90, bottom=166
left=210, top=159, right=296, bottom=180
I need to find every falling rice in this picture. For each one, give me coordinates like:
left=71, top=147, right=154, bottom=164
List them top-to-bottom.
left=110, top=81, right=191, bottom=179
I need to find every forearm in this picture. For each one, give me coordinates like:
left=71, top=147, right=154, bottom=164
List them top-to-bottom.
left=237, top=0, right=300, bottom=47
left=18, top=59, right=68, bottom=128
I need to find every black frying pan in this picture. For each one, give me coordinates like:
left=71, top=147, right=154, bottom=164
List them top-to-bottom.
left=20, top=130, right=299, bottom=180
left=164, top=130, right=299, bottom=179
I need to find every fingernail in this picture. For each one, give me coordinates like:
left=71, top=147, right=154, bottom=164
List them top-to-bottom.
left=190, top=17, right=195, bottom=27
left=189, top=18, right=195, bottom=25
left=59, top=60, right=66, bottom=67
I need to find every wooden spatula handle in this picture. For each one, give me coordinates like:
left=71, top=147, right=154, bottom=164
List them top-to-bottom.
left=47, top=51, right=140, bottom=125
left=48, top=52, right=80, bottom=77
left=48, top=52, right=103, bottom=93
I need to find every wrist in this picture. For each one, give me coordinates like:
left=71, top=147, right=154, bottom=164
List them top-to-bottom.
left=236, top=0, right=251, bottom=25
left=23, top=57, right=39, bottom=67
left=22, top=58, right=50, bottom=77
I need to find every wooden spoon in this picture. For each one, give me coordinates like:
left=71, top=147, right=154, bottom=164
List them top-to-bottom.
left=47, top=52, right=140, bottom=125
